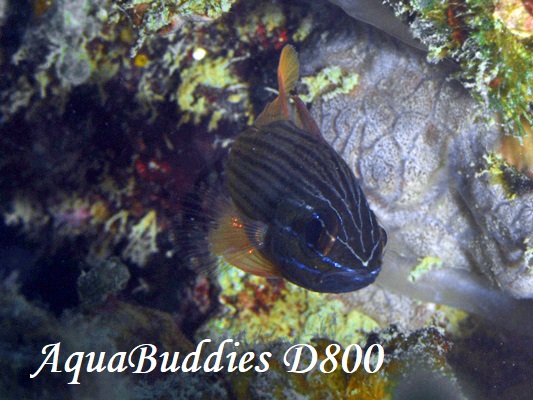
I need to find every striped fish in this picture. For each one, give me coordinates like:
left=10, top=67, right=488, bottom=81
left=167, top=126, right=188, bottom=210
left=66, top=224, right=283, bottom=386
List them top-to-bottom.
left=208, top=45, right=386, bottom=293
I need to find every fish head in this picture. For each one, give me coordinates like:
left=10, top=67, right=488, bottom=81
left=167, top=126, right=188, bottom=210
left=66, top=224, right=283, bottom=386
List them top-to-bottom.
left=264, top=194, right=387, bottom=293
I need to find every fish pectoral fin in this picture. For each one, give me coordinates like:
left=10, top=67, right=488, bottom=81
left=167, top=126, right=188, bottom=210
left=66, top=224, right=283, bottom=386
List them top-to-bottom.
left=292, top=95, right=324, bottom=140
left=208, top=201, right=280, bottom=278
left=225, top=246, right=280, bottom=278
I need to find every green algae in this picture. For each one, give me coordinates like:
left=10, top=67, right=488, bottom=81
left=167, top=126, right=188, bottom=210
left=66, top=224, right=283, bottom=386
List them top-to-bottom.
left=116, top=0, right=235, bottom=32
left=389, top=0, right=533, bottom=136
left=175, top=51, right=250, bottom=130
left=300, top=66, right=359, bottom=103
left=409, top=256, right=443, bottom=283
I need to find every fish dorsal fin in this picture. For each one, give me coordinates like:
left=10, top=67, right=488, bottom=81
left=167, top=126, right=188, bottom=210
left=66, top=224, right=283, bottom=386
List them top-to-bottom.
left=255, top=45, right=300, bottom=128
left=291, top=95, right=324, bottom=141
left=208, top=198, right=280, bottom=278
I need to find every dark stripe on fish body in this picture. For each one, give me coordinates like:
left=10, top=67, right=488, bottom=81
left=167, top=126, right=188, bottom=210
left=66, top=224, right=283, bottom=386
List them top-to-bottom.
left=228, top=120, right=380, bottom=259
left=254, top=122, right=371, bottom=239
left=261, top=123, right=357, bottom=205
left=231, top=124, right=346, bottom=218
left=243, top=124, right=348, bottom=202
left=233, top=128, right=329, bottom=197
left=229, top=136, right=320, bottom=221
left=231, top=147, right=313, bottom=201
left=229, top=151, right=297, bottom=218
left=226, top=156, right=276, bottom=219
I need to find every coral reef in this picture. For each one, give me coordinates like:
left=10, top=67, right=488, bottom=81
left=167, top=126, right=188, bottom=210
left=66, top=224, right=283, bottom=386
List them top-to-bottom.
left=1, top=0, right=533, bottom=398
left=115, top=0, right=235, bottom=43
left=332, top=0, right=533, bottom=137
left=299, top=65, right=359, bottom=103
left=77, top=257, right=131, bottom=306
left=202, top=265, right=468, bottom=346
left=201, top=268, right=381, bottom=347
left=0, top=275, right=229, bottom=398
left=223, top=326, right=462, bottom=399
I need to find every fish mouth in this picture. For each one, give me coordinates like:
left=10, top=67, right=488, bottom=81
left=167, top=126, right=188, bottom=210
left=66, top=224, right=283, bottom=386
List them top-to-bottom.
left=280, top=258, right=382, bottom=293
left=314, top=265, right=382, bottom=293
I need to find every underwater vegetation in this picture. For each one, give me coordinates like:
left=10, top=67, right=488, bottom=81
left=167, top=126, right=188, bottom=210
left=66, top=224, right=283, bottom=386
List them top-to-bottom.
left=1, top=0, right=533, bottom=398
left=115, top=0, right=235, bottom=47
left=334, top=0, right=533, bottom=137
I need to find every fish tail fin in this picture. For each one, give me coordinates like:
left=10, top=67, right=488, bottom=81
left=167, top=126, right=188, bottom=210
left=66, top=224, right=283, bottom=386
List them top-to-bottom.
left=255, top=45, right=299, bottom=128
left=277, top=45, right=299, bottom=120
left=278, top=45, right=299, bottom=96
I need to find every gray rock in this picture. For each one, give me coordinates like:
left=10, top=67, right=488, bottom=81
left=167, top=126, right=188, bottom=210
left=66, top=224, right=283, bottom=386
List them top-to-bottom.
left=299, top=20, right=533, bottom=329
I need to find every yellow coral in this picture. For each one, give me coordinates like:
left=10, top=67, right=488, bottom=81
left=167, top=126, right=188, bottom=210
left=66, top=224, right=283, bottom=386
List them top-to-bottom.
left=175, top=51, right=250, bottom=130
left=300, top=66, right=359, bottom=103
left=122, top=210, right=159, bottom=266
left=408, top=256, right=443, bottom=283
left=202, top=267, right=379, bottom=347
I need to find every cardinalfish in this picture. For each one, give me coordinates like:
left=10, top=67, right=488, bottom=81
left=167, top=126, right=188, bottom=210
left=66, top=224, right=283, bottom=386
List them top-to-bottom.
left=207, top=45, right=387, bottom=293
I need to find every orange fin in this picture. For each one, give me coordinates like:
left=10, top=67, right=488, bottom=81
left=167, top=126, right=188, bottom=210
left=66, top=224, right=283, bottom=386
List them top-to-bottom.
left=278, top=44, right=299, bottom=94
left=255, top=45, right=300, bottom=128
left=292, top=95, right=324, bottom=140
left=208, top=198, right=280, bottom=278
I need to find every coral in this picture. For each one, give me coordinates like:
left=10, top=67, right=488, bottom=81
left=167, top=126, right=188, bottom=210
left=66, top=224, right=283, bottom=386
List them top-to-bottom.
left=2, top=0, right=127, bottom=118
left=115, top=0, right=235, bottom=33
left=386, top=0, right=533, bottom=136
left=175, top=51, right=251, bottom=130
left=3, top=194, right=50, bottom=235
left=105, top=210, right=130, bottom=238
left=123, top=210, right=160, bottom=266
left=408, top=256, right=443, bottom=283
left=77, top=257, right=131, bottom=306
left=199, top=262, right=467, bottom=348
left=201, top=267, right=380, bottom=347
left=223, top=326, right=461, bottom=399
left=346, top=326, right=461, bottom=399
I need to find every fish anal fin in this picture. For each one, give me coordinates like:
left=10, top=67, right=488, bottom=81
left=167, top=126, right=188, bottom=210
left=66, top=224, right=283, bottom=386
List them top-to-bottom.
left=292, top=95, right=324, bottom=140
left=208, top=200, right=280, bottom=278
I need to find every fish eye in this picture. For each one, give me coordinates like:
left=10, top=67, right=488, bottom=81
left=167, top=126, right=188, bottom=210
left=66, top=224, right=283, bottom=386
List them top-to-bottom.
left=304, top=213, right=337, bottom=256
left=381, top=227, right=388, bottom=247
